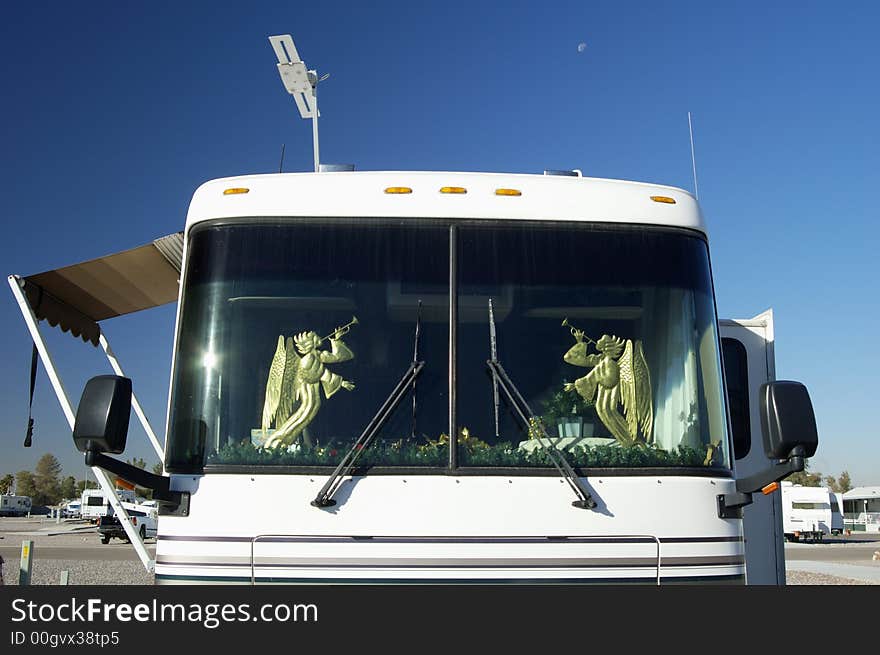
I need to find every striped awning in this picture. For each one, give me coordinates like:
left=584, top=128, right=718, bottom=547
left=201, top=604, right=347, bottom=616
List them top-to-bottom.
left=16, top=232, right=183, bottom=346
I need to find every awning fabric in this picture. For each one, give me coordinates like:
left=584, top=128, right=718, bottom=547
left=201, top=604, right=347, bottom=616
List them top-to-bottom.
left=17, top=232, right=183, bottom=346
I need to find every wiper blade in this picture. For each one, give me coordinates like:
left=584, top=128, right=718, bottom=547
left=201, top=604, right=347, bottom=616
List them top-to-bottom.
left=486, top=300, right=596, bottom=510
left=312, top=303, right=424, bottom=509
left=486, top=360, right=597, bottom=509
left=311, top=361, right=424, bottom=508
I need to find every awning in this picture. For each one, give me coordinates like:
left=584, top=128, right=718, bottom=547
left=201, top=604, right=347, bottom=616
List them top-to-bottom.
left=15, top=232, right=183, bottom=346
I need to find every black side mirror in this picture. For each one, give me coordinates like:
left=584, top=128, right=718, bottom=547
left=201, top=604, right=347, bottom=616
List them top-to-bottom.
left=72, top=374, right=189, bottom=515
left=73, top=375, right=132, bottom=455
left=718, top=380, right=820, bottom=518
left=760, top=381, right=818, bottom=460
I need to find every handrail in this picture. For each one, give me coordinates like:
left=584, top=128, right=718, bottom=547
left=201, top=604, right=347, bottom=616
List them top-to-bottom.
left=251, top=532, right=663, bottom=586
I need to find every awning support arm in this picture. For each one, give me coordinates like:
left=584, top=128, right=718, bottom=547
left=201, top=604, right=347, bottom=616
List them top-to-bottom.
left=7, top=274, right=154, bottom=573
left=98, top=334, right=164, bottom=462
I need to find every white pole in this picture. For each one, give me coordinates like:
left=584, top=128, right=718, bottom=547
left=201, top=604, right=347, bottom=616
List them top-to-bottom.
left=312, top=85, right=320, bottom=172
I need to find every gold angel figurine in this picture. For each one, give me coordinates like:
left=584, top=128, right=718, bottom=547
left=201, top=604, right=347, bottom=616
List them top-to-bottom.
left=261, top=318, right=357, bottom=449
left=562, top=325, right=653, bottom=446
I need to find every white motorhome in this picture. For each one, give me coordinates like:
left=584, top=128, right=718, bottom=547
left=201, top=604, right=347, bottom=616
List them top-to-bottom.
left=7, top=34, right=820, bottom=586
left=781, top=482, right=831, bottom=541
left=80, top=487, right=135, bottom=522
left=0, top=494, right=32, bottom=517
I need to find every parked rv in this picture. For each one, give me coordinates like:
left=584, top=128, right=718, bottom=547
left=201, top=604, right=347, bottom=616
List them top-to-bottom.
left=8, top=32, right=821, bottom=585
left=781, top=482, right=832, bottom=541
left=80, top=488, right=136, bottom=523
left=0, top=494, right=31, bottom=517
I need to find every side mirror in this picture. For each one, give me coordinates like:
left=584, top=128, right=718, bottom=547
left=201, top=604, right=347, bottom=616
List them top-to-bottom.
left=72, top=374, right=189, bottom=515
left=72, top=375, right=132, bottom=455
left=718, top=380, right=820, bottom=519
left=760, top=381, right=818, bottom=460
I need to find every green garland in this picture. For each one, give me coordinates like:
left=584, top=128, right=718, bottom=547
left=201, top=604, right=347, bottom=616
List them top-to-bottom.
left=208, top=439, right=709, bottom=469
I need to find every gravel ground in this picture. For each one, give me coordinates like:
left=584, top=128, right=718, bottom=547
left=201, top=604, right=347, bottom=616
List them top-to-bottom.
left=2, top=559, right=154, bottom=586
left=785, top=570, right=872, bottom=585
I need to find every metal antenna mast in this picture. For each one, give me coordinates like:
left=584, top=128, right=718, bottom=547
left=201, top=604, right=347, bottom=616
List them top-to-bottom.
left=269, top=34, right=329, bottom=172
left=688, top=111, right=699, bottom=201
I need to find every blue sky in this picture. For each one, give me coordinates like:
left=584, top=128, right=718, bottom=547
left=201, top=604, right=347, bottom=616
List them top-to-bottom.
left=1, top=1, right=877, bottom=487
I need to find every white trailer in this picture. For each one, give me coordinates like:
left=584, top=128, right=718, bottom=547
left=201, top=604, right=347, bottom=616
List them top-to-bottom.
left=6, top=33, right=821, bottom=585
left=781, top=482, right=832, bottom=541
left=80, top=488, right=135, bottom=522
left=0, top=494, right=32, bottom=517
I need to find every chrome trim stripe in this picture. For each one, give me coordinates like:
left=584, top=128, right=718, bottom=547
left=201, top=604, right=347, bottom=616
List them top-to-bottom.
left=158, top=534, right=742, bottom=544
left=155, top=555, right=744, bottom=568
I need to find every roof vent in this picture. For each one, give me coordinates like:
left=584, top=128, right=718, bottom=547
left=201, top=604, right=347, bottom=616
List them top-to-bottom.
left=319, top=163, right=355, bottom=172
left=543, top=169, right=582, bottom=177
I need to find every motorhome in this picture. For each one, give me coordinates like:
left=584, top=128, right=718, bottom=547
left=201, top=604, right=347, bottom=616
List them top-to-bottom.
left=7, top=34, right=820, bottom=585
left=780, top=482, right=831, bottom=541
left=80, top=488, right=135, bottom=522
left=0, top=494, right=31, bottom=517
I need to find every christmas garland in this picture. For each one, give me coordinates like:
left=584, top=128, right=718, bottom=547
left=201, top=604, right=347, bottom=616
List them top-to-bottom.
left=209, top=439, right=709, bottom=469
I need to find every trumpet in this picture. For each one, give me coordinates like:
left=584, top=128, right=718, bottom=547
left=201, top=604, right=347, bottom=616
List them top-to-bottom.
left=319, top=316, right=359, bottom=343
left=561, top=317, right=596, bottom=345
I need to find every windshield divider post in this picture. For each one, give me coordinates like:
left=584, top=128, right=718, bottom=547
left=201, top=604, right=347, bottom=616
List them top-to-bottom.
left=448, top=225, right=458, bottom=469
left=310, top=361, right=424, bottom=508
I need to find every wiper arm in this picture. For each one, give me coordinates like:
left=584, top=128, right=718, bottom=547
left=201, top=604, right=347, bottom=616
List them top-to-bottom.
left=486, top=300, right=596, bottom=510
left=312, top=304, right=424, bottom=509
left=486, top=360, right=597, bottom=509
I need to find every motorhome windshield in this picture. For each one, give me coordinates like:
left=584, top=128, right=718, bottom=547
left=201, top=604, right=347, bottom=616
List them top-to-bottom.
left=166, top=219, right=730, bottom=474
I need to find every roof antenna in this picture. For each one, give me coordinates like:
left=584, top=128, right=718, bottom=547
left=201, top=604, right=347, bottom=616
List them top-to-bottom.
left=269, top=34, right=330, bottom=173
left=688, top=111, right=699, bottom=200
left=279, top=143, right=285, bottom=173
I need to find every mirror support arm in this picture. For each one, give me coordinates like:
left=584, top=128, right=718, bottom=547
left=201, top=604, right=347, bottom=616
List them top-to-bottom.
left=718, top=446, right=806, bottom=519
left=84, top=451, right=187, bottom=511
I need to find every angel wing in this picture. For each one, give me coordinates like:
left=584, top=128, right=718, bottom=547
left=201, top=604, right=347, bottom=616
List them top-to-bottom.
left=261, top=336, right=287, bottom=438
left=276, top=336, right=302, bottom=425
left=619, top=340, right=654, bottom=443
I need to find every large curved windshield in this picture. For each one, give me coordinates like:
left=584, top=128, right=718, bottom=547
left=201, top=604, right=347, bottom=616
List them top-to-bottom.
left=166, top=219, right=729, bottom=473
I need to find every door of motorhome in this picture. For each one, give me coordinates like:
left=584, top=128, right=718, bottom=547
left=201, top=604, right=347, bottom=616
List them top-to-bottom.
left=719, top=311, right=786, bottom=584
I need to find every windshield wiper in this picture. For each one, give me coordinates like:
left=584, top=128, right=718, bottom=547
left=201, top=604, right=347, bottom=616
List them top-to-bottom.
left=486, top=300, right=597, bottom=510
left=311, top=303, right=424, bottom=508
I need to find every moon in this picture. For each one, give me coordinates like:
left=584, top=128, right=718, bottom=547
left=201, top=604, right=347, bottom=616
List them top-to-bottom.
left=577, top=42, right=587, bottom=53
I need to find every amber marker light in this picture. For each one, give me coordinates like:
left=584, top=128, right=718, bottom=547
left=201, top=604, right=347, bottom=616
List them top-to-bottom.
left=439, top=186, right=467, bottom=194
left=384, top=187, right=413, bottom=194
left=223, top=188, right=250, bottom=195
left=495, top=188, right=522, bottom=196
left=650, top=195, right=676, bottom=204
left=762, top=481, right=780, bottom=495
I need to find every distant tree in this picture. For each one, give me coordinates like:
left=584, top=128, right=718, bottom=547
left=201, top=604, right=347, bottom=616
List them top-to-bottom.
left=33, top=453, right=63, bottom=505
left=787, top=459, right=822, bottom=486
left=152, top=463, right=164, bottom=476
left=15, top=470, right=37, bottom=498
left=825, top=471, right=853, bottom=494
left=0, top=473, right=14, bottom=494
left=60, top=476, right=77, bottom=500
left=75, top=479, right=99, bottom=495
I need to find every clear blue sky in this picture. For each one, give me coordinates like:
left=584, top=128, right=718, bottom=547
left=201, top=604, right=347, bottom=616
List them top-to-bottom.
left=1, top=2, right=877, bottom=487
